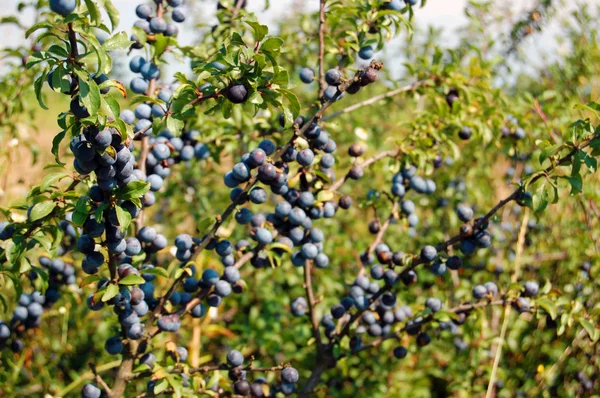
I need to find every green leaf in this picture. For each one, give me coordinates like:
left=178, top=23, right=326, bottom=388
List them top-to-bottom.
left=84, top=0, right=101, bottom=26
left=101, top=0, right=120, bottom=30
left=0, top=16, right=21, bottom=26
left=245, top=19, right=269, bottom=41
left=25, top=22, right=53, bottom=38
left=102, top=32, right=132, bottom=51
left=229, top=32, right=246, bottom=47
left=153, top=34, right=170, bottom=58
left=261, top=37, right=284, bottom=56
left=47, top=44, right=69, bottom=58
left=272, top=69, right=289, bottom=86
left=34, top=71, right=48, bottom=110
left=79, top=77, right=102, bottom=116
left=278, top=88, right=300, bottom=118
left=103, top=96, right=121, bottom=120
left=221, top=99, right=233, bottom=119
left=166, top=116, right=184, bottom=135
left=51, top=130, right=67, bottom=166
left=583, top=153, right=597, bottom=172
left=41, top=172, right=68, bottom=192
left=561, top=174, right=582, bottom=195
left=115, top=181, right=150, bottom=201
left=532, top=184, right=549, bottom=214
left=73, top=196, right=92, bottom=226
left=29, top=201, right=56, bottom=221
left=95, top=203, right=109, bottom=223
left=115, top=205, right=132, bottom=229
left=198, top=216, right=216, bottom=233
left=268, top=242, right=292, bottom=254
left=19, top=257, right=31, bottom=274
left=141, top=267, right=170, bottom=278
left=119, top=274, right=146, bottom=285
left=80, top=275, right=104, bottom=287
left=102, top=284, right=119, bottom=302
left=536, top=298, right=557, bottom=320
left=580, top=319, right=596, bottom=340
left=132, top=364, right=152, bottom=373
left=153, top=379, right=170, bottom=395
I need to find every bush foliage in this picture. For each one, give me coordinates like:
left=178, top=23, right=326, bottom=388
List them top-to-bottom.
left=1, top=0, right=600, bottom=397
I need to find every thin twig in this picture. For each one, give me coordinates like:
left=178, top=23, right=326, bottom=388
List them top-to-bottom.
left=317, top=0, right=327, bottom=98
left=322, top=81, right=425, bottom=121
left=328, top=149, right=400, bottom=193
left=367, top=201, right=399, bottom=256
left=485, top=208, right=529, bottom=398
left=234, top=250, right=255, bottom=269
left=304, top=260, right=322, bottom=349
left=338, top=299, right=515, bottom=359
left=539, top=328, right=587, bottom=389
left=89, top=363, right=112, bottom=395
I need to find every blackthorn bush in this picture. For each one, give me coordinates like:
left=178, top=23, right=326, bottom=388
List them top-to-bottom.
left=0, top=1, right=599, bottom=397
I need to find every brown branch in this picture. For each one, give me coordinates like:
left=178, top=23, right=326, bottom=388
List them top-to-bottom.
left=232, top=0, right=246, bottom=18
left=317, top=0, right=327, bottom=98
left=67, top=22, right=79, bottom=58
left=134, top=76, right=156, bottom=233
left=322, top=81, right=425, bottom=121
left=328, top=149, right=400, bottom=193
left=366, top=201, right=398, bottom=256
left=485, top=209, right=529, bottom=398
left=234, top=250, right=255, bottom=269
left=303, top=260, right=322, bottom=349
left=337, top=299, right=515, bottom=359
left=89, top=363, right=112, bottom=395
left=187, top=363, right=285, bottom=375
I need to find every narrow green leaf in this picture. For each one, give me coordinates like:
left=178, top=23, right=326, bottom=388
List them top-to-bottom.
left=84, top=0, right=101, bottom=26
left=101, top=0, right=120, bottom=30
left=102, top=32, right=132, bottom=51
left=34, top=71, right=48, bottom=110
left=51, top=130, right=67, bottom=166
left=115, top=181, right=150, bottom=201
left=29, top=201, right=56, bottom=221
left=115, top=205, right=132, bottom=229
left=119, top=274, right=146, bottom=285
left=102, top=284, right=119, bottom=302
left=536, top=298, right=557, bottom=320
left=580, top=319, right=596, bottom=340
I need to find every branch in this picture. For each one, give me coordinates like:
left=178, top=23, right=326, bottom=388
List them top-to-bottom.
left=232, top=0, right=246, bottom=20
left=317, top=0, right=327, bottom=99
left=67, top=22, right=79, bottom=58
left=322, top=81, right=425, bottom=121
left=328, top=149, right=400, bottom=194
left=367, top=200, right=399, bottom=256
left=485, top=209, right=529, bottom=398
left=234, top=250, right=255, bottom=269
left=303, top=260, right=322, bottom=349
left=338, top=299, right=516, bottom=359
left=58, top=360, right=121, bottom=396
left=89, top=363, right=112, bottom=395
left=186, top=363, right=285, bottom=375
